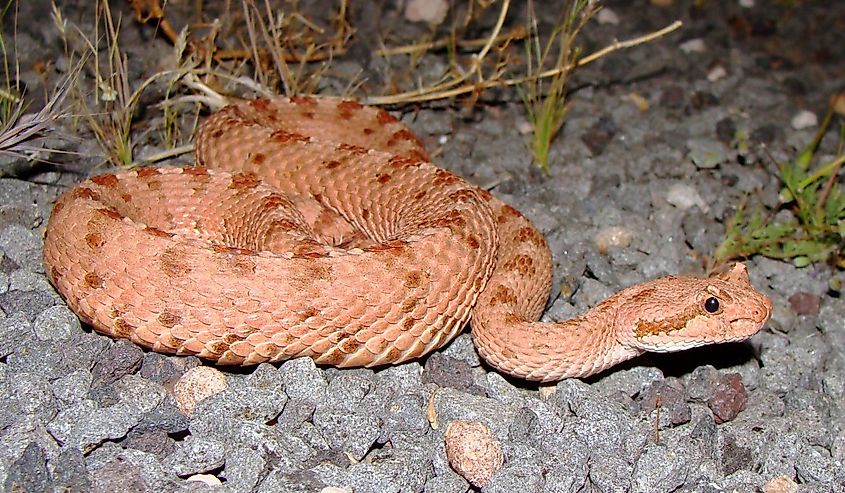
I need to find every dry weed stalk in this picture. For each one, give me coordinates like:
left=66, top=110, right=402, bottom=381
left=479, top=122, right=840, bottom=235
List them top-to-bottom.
left=367, top=3, right=681, bottom=105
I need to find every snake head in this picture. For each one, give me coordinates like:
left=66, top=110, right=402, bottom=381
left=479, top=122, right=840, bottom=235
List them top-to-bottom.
left=625, top=263, right=772, bottom=353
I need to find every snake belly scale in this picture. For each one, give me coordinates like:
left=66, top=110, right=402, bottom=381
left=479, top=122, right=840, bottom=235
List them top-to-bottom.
left=43, top=97, right=772, bottom=381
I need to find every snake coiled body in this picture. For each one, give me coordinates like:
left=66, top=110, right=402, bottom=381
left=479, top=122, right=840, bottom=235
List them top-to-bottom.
left=43, top=97, right=772, bottom=381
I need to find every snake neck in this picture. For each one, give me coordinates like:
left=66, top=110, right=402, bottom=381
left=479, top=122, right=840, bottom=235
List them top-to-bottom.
left=471, top=288, right=645, bottom=382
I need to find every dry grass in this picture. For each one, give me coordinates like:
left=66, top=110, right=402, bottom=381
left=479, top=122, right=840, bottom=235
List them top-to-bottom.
left=0, top=0, right=80, bottom=169
left=41, top=0, right=680, bottom=171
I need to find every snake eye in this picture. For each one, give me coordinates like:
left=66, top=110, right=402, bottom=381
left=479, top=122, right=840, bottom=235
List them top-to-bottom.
left=704, top=296, right=721, bottom=314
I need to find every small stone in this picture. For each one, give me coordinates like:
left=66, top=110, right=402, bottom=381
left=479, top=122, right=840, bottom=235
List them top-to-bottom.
left=404, top=0, right=448, bottom=24
left=739, top=0, right=755, bottom=7
left=596, top=8, right=619, bottom=24
left=679, top=38, right=706, bottom=53
left=707, top=65, right=727, bottom=82
left=660, top=86, right=684, bottom=109
left=831, top=92, right=845, bottom=116
left=791, top=110, right=818, bottom=130
left=580, top=117, right=617, bottom=156
left=715, top=117, right=737, bottom=143
left=686, top=138, right=728, bottom=169
left=665, top=183, right=709, bottom=212
left=594, top=226, right=633, bottom=255
left=788, top=291, right=821, bottom=315
left=33, top=305, right=81, bottom=341
left=91, top=339, right=144, bottom=387
left=422, top=353, right=473, bottom=390
left=278, top=357, right=327, bottom=404
left=173, top=366, right=229, bottom=416
left=707, top=373, right=747, bottom=423
left=638, top=378, right=691, bottom=428
left=444, top=420, right=503, bottom=488
left=163, top=436, right=225, bottom=476
left=4, top=442, right=51, bottom=493
left=632, top=444, right=687, bottom=492
left=50, top=448, right=91, bottom=492
left=88, top=457, right=146, bottom=492
left=186, top=474, right=222, bottom=486
left=763, top=475, right=799, bottom=493
left=321, top=487, right=352, bottom=493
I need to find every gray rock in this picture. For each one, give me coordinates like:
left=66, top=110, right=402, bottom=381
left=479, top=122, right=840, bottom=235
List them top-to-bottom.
left=686, top=138, right=728, bottom=169
left=0, top=224, right=39, bottom=263
left=9, top=270, right=55, bottom=294
left=0, top=288, right=57, bottom=322
left=33, top=304, right=81, bottom=341
left=0, top=312, right=33, bottom=359
left=7, top=331, right=109, bottom=380
left=439, top=333, right=482, bottom=368
left=760, top=337, right=827, bottom=394
left=92, top=339, right=145, bottom=387
left=139, top=352, right=195, bottom=384
left=423, top=353, right=474, bottom=390
left=278, top=357, right=327, bottom=404
left=245, top=362, right=286, bottom=394
left=375, top=362, right=424, bottom=394
left=685, top=365, right=721, bottom=402
left=591, top=366, right=665, bottom=398
left=51, top=370, right=93, bottom=408
left=10, top=371, right=56, bottom=421
left=321, top=372, right=374, bottom=412
left=484, top=372, right=525, bottom=407
left=48, top=375, right=164, bottom=451
left=638, top=377, right=691, bottom=428
left=189, top=383, right=287, bottom=439
left=431, top=388, right=516, bottom=439
left=378, top=391, right=428, bottom=444
left=134, top=397, right=190, bottom=435
left=312, top=407, right=380, bottom=461
left=0, top=414, right=60, bottom=470
left=124, top=429, right=176, bottom=458
left=163, top=436, right=226, bottom=477
left=4, top=442, right=51, bottom=493
left=795, top=443, right=836, bottom=484
left=632, top=444, right=688, bottom=493
left=223, top=446, right=265, bottom=492
left=49, top=447, right=92, bottom=492
left=355, top=448, right=433, bottom=492
left=588, top=453, right=633, bottom=492
left=483, top=455, right=543, bottom=493
left=88, top=457, right=148, bottom=493
left=256, top=470, right=326, bottom=493
left=424, top=473, right=469, bottom=493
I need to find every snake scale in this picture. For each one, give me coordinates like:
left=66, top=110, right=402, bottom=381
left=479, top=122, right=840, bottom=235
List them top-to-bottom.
left=43, top=97, right=772, bottom=381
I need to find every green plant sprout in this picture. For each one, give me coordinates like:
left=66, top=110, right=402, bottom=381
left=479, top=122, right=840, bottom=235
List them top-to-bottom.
left=519, top=0, right=598, bottom=174
left=714, top=99, right=845, bottom=269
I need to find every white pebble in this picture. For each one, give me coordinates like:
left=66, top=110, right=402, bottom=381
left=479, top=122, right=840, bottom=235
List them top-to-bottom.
left=405, top=0, right=448, bottom=24
left=739, top=0, right=755, bottom=8
left=596, top=8, right=620, bottom=25
left=679, top=38, right=706, bottom=54
left=707, top=65, right=727, bottom=82
left=791, top=110, right=818, bottom=130
left=517, top=120, right=534, bottom=135
left=666, top=183, right=709, bottom=213
left=594, top=226, right=634, bottom=254
left=173, top=366, right=229, bottom=416
left=186, top=474, right=222, bottom=486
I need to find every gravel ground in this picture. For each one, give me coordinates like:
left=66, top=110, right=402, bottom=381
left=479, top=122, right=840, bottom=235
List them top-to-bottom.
left=1, top=0, right=844, bottom=492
